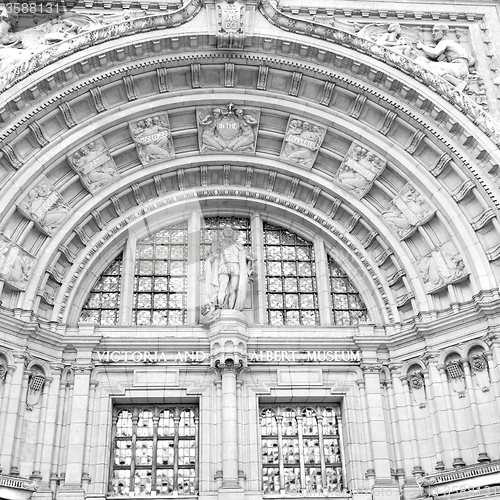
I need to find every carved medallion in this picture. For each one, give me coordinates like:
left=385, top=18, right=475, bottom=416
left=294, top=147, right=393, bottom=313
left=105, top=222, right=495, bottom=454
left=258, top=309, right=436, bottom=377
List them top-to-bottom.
left=216, top=0, right=245, bottom=49
left=197, top=103, right=260, bottom=154
left=129, top=114, right=175, bottom=166
left=279, top=117, right=326, bottom=169
left=67, top=137, right=119, bottom=194
left=335, top=144, right=386, bottom=198
left=17, top=178, right=70, bottom=236
left=382, top=183, right=435, bottom=239
left=0, top=234, right=35, bottom=290
left=417, top=240, right=468, bottom=293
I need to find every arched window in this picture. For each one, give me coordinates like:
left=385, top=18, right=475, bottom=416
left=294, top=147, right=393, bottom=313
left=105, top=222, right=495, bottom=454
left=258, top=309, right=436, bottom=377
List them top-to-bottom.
left=263, top=223, right=319, bottom=326
left=133, top=224, right=188, bottom=326
left=80, top=254, right=122, bottom=325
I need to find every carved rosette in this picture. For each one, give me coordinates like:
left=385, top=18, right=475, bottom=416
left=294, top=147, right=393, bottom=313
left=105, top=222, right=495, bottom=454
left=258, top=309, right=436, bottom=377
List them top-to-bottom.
left=197, top=104, right=260, bottom=154
left=129, top=114, right=175, bottom=166
left=279, top=116, right=326, bottom=169
left=67, top=137, right=119, bottom=194
left=335, top=143, right=386, bottom=198
left=17, top=177, right=70, bottom=236
left=381, top=183, right=435, bottom=239
left=0, top=234, right=35, bottom=291
left=417, top=240, right=468, bottom=294
left=469, top=353, right=490, bottom=392
left=408, top=372, right=427, bottom=408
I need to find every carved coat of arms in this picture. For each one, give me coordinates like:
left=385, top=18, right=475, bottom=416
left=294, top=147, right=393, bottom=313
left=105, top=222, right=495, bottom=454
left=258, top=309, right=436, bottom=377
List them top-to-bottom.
left=216, top=0, right=245, bottom=48
left=197, top=104, right=260, bottom=154
left=129, top=114, right=175, bottom=166
left=279, top=117, right=326, bottom=169
left=67, top=137, right=119, bottom=194
left=335, top=143, right=386, bottom=198
left=17, top=178, right=70, bottom=236
left=382, top=183, right=435, bottom=239
left=0, top=234, right=35, bottom=290
left=417, top=240, right=468, bottom=293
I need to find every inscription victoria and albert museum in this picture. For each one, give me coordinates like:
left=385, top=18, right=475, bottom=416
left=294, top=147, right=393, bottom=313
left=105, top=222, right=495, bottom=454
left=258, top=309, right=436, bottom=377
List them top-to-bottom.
left=95, top=350, right=361, bottom=363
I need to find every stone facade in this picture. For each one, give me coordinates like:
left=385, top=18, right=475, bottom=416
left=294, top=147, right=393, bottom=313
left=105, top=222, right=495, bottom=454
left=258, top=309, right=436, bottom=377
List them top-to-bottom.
left=1, top=1, right=500, bottom=500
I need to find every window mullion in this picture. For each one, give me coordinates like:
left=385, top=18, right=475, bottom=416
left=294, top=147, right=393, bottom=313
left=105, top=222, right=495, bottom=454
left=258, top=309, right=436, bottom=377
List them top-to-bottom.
left=187, top=212, right=201, bottom=324
left=251, top=212, right=266, bottom=324
left=120, top=235, right=137, bottom=324
left=313, top=237, right=332, bottom=326
left=317, top=410, right=327, bottom=491
left=173, top=411, right=180, bottom=493
left=194, top=412, right=200, bottom=493
left=296, top=412, right=306, bottom=491
left=337, top=413, right=347, bottom=490
left=109, top=414, right=118, bottom=495
left=130, top=414, right=138, bottom=494
left=152, top=414, right=159, bottom=494
left=276, top=414, right=285, bottom=492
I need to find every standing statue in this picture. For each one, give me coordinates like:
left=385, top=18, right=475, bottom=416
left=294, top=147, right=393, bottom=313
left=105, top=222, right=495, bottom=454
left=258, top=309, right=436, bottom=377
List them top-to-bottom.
left=415, top=24, right=474, bottom=92
left=202, top=227, right=253, bottom=320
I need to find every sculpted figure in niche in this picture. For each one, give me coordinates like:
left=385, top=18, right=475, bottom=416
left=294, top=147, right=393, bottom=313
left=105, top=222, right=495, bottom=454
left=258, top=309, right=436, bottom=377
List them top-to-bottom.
left=376, top=23, right=412, bottom=57
left=415, top=24, right=474, bottom=92
left=20, top=183, right=69, bottom=235
left=203, top=227, right=253, bottom=318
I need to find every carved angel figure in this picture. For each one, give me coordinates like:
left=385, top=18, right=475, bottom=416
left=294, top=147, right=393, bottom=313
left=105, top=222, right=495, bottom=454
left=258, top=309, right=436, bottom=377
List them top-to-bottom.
left=131, top=115, right=174, bottom=165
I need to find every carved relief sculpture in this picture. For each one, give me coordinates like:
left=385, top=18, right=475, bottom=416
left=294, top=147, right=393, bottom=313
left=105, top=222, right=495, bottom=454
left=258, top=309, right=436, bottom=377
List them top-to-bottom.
left=216, top=0, right=245, bottom=49
left=415, top=24, right=474, bottom=92
left=197, top=103, right=260, bottom=154
left=129, top=114, right=175, bottom=166
left=279, top=117, right=326, bottom=169
left=68, top=137, right=119, bottom=193
left=335, top=144, right=386, bottom=198
left=17, top=178, right=70, bottom=236
left=382, top=184, right=435, bottom=239
left=201, top=226, right=254, bottom=323
left=0, top=234, right=35, bottom=290
left=417, top=240, right=468, bottom=293
left=469, top=353, right=490, bottom=392
left=445, top=360, right=466, bottom=398
left=26, top=369, right=45, bottom=411
left=408, top=372, right=427, bottom=408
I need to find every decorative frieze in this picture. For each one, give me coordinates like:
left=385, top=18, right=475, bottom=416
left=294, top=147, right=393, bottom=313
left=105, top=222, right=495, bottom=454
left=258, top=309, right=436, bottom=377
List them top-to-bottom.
left=191, top=63, right=201, bottom=88
left=197, top=104, right=260, bottom=154
left=129, top=114, right=175, bottom=166
left=279, top=116, right=326, bottom=169
left=67, top=137, right=119, bottom=194
left=335, top=143, right=386, bottom=198
left=288, top=177, right=299, bottom=198
left=17, top=178, right=70, bottom=236
left=452, top=179, right=475, bottom=202
left=381, top=183, right=435, bottom=239
left=471, top=208, right=495, bottom=231
left=360, top=229, right=378, bottom=248
left=0, top=234, right=35, bottom=290
left=417, top=240, right=468, bottom=293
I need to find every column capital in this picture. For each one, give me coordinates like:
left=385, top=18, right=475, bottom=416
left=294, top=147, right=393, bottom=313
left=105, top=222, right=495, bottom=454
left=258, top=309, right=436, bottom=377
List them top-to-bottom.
left=421, top=351, right=440, bottom=366
left=214, top=359, right=244, bottom=376
left=71, top=363, right=94, bottom=374
left=360, top=363, right=383, bottom=374
left=388, top=363, right=402, bottom=374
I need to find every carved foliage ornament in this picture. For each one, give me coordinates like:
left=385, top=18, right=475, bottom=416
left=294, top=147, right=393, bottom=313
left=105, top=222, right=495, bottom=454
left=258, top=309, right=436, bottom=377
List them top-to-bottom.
left=197, top=103, right=260, bottom=154
left=129, top=114, right=175, bottom=166
left=279, top=116, right=327, bottom=169
left=67, top=136, right=119, bottom=194
left=335, top=143, right=386, bottom=198
left=17, top=177, right=70, bottom=236
left=382, top=183, right=435, bottom=239
left=0, top=234, right=35, bottom=290
left=417, top=240, right=468, bottom=294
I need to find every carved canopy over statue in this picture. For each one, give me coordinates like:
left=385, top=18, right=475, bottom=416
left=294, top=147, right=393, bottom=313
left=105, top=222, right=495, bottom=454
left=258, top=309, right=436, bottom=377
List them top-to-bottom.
left=202, top=227, right=253, bottom=322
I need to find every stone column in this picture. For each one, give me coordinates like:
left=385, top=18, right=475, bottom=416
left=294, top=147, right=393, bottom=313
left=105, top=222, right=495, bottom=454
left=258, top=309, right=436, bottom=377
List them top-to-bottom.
left=250, top=212, right=266, bottom=324
left=120, top=235, right=136, bottom=324
left=313, top=237, right=332, bottom=326
left=208, top=310, right=248, bottom=500
left=462, top=359, right=490, bottom=462
left=0, top=362, right=16, bottom=473
left=58, top=362, right=93, bottom=500
left=360, top=363, right=399, bottom=500
left=437, top=365, right=465, bottom=467
left=10, top=366, right=31, bottom=475
left=31, top=379, right=52, bottom=479
left=355, top=379, right=375, bottom=487
left=82, top=380, right=99, bottom=491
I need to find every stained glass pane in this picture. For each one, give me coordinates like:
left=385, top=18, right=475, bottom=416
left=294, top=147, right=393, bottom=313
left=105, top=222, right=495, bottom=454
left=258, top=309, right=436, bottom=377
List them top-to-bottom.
left=133, top=224, right=188, bottom=326
left=264, top=224, right=319, bottom=326
left=80, top=254, right=122, bottom=325
left=328, top=257, right=368, bottom=325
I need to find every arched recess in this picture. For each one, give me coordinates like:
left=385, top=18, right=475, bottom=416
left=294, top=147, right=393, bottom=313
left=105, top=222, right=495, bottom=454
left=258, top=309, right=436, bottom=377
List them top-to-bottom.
left=1, top=10, right=500, bottom=332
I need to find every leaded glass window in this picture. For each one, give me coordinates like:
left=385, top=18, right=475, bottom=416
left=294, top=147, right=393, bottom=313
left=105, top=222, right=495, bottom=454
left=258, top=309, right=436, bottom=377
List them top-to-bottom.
left=264, top=223, right=319, bottom=326
left=133, top=224, right=188, bottom=326
left=80, top=254, right=122, bottom=325
left=328, top=257, right=368, bottom=325
left=111, top=405, right=198, bottom=497
left=260, top=405, right=343, bottom=495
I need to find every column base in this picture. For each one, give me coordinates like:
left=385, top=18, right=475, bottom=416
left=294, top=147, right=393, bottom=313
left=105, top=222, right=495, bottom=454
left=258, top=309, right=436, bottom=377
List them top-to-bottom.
left=478, top=453, right=491, bottom=462
left=452, top=457, right=466, bottom=467
left=402, top=477, right=422, bottom=500
left=372, top=481, right=400, bottom=500
left=56, top=484, right=85, bottom=500
left=32, top=486, right=55, bottom=500
left=218, top=487, right=244, bottom=500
